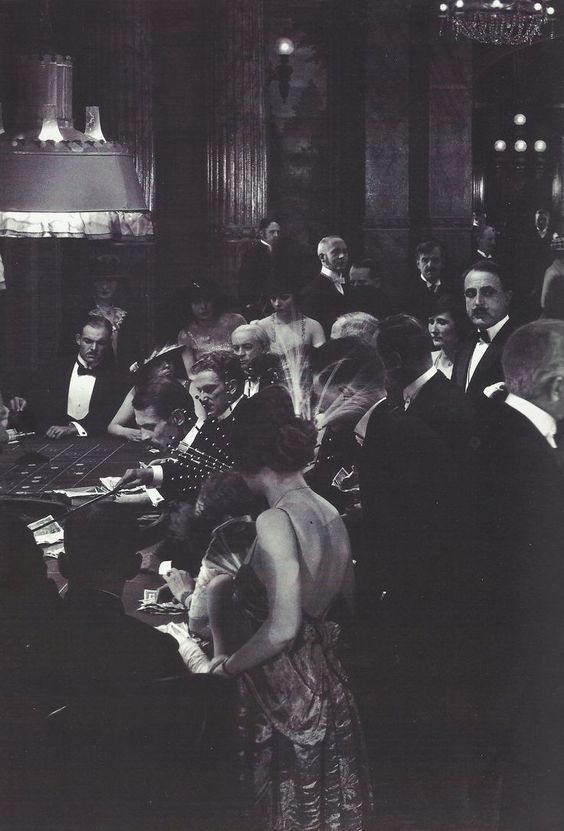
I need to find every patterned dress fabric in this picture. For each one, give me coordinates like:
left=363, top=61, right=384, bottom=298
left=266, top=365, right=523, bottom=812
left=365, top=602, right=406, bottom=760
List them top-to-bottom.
left=232, top=519, right=372, bottom=830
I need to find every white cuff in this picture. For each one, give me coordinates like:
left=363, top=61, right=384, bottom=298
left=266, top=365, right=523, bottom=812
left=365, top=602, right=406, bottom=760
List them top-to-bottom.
left=71, top=421, right=87, bottom=437
left=149, top=464, right=163, bottom=486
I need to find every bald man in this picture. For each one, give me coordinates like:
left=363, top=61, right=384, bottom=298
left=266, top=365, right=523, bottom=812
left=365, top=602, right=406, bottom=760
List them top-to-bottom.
left=300, top=235, right=350, bottom=337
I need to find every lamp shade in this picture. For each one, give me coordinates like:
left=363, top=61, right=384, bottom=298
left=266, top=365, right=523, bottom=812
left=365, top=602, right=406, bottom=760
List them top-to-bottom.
left=0, top=54, right=150, bottom=237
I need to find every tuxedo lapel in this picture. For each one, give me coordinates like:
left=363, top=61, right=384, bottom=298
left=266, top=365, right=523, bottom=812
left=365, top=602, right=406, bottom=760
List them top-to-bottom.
left=453, top=341, right=474, bottom=389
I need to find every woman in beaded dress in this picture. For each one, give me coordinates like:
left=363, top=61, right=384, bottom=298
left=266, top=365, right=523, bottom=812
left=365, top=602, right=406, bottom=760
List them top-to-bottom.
left=253, top=274, right=325, bottom=417
left=177, top=282, right=246, bottom=376
left=207, top=386, right=372, bottom=831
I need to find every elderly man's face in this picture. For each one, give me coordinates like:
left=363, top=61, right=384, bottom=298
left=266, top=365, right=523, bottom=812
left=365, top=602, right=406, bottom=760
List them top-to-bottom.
left=321, top=238, right=349, bottom=273
left=464, top=269, right=511, bottom=329
left=232, top=331, right=266, bottom=372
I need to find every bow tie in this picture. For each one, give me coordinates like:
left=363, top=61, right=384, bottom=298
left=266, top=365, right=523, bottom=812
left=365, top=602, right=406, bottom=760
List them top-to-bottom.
left=473, top=329, right=491, bottom=344
left=76, top=362, right=97, bottom=376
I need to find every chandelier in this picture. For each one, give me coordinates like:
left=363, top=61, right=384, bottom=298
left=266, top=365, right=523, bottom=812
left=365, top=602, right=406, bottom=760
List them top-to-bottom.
left=438, top=1, right=556, bottom=46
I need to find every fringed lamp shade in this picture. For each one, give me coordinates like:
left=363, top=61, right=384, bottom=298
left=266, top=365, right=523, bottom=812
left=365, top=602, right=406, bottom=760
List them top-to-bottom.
left=0, top=54, right=152, bottom=238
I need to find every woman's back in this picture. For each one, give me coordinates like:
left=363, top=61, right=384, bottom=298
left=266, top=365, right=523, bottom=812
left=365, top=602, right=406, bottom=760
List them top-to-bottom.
left=255, top=486, right=352, bottom=621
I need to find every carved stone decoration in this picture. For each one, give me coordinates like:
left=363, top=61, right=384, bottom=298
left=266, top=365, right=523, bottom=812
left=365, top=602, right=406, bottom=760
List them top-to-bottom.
left=206, top=0, right=268, bottom=295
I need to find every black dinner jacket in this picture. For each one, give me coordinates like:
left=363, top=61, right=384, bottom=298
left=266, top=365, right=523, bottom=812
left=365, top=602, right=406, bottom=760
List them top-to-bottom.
left=238, top=242, right=273, bottom=319
left=300, top=272, right=348, bottom=338
left=402, top=276, right=454, bottom=324
left=452, top=317, right=516, bottom=400
left=36, top=355, right=127, bottom=435
left=405, top=370, right=478, bottom=469
left=158, top=397, right=246, bottom=500
left=357, top=399, right=463, bottom=607
left=476, top=400, right=564, bottom=618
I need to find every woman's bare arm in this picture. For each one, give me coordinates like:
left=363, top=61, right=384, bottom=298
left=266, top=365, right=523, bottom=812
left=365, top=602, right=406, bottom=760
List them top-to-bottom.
left=107, top=388, right=143, bottom=440
left=217, top=508, right=301, bottom=675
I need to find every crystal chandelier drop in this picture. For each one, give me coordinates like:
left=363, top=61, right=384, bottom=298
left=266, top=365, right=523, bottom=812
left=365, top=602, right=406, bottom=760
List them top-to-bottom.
left=438, top=1, right=556, bottom=46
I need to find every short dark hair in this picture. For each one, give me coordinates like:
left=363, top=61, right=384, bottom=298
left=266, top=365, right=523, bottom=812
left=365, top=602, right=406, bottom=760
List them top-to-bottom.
left=259, top=217, right=280, bottom=232
left=415, top=239, right=443, bottom=259
left=350, top=258, right=382, bottom=283
left=462, top=259, right=513, bottom=293
left=428, top=292, right=471, bottom=338
left=79, top=314, right=113, bottom=339
left=376, top=314, right=434, bottom=368
left=312, top=337, right=386, bottom=391
left=190, top=350, right=245, bottom=395
left=132, top=380, right=195, bottom=421
left=230, top=386, right=316, bottom=473
left=64, top=502, right=140, bottom=575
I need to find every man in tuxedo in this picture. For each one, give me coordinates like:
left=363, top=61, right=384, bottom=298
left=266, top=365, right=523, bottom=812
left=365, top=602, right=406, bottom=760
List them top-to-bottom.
left=238, top=217, right=281, bottom=319
left=473, top=224, right=496, bottom=261
left=300, top=235, right=349, bottom=336
left=404, top=239, right=451, bottom=322
left=452, top=260, right=515, bottom=400
left=376, top=313, right=477, bottom=468
left=39, top=315, right=126, bottom=438
left=474, top=321, right=564, bottom=831
left=231, top=323, right=284, bottom=397
left=119, top=350, right=244, bottom=501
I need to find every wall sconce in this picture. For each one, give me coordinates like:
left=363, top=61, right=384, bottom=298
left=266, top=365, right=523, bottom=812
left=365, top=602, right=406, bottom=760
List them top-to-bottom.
left=269, top=38, right=294, bottom=104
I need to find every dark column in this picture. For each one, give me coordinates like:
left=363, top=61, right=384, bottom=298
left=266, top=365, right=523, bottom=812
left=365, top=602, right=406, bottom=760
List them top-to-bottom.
left=206, top=0, right=268, bottom=297
left=364, top=0, right=412, bottom=302
left=428, top=36, right=473, bottom=278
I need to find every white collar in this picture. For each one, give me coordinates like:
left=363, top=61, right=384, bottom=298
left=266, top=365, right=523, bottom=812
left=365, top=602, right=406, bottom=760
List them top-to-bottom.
left=260, top=239, right=271, bottom=250
left=477, top=249, right=492, bottom=259
left=321, top=264, right=345, bottom=284
left=419, top=273, right=441, bottom=291
left=484, top=314, right=509, bottom=341
left=76, top=356, right=88, bottom=369
left=403, top=367, right=437, bottom=405
left=505, top=393, right=558, bottom=448
left=216, top=395, right=244, bottom=422
left=354, top=396, right=387, bottom=446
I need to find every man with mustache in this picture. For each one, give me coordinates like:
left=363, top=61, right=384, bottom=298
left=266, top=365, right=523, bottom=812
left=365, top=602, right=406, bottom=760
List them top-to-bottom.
left=452, top=261, right=515, bottom=400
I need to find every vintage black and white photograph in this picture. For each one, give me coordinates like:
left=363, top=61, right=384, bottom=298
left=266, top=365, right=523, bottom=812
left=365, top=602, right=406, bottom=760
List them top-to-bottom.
left=1, top=1, right=563, bottom=829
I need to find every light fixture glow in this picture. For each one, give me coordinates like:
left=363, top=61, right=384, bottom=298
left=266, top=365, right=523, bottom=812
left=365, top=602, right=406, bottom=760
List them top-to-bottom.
left=439, top=2, right=448, bottom=10
left=547, top=6, right=555, bottom=14
left=276, top=37, right=295, bottom=56
left=513, top=113, right=527, bottom=126
left=494, top=139, right=507, bottom=152
left=515, top=139, right=527, bottom=152
left=534, top=139, right=547, bottom=152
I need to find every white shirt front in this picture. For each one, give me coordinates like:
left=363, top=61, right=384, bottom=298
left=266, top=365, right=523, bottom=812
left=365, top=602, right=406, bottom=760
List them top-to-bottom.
left=321, top=265, right=345, bottom=295
left=419, top=273, right=441, bottom=293
left=466, top=315, right=509, bottom=389
left=67, top=358, right=96, bottom=421
left=403, top=367, right=437, bottom=410
left=244, top=379, right=260, bottom=398
left=505, top=393, right=558, bottom=448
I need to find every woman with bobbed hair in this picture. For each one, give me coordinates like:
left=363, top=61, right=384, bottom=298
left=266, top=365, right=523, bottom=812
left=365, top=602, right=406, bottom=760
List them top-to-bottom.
left=177, top=281, right=246, bottom=376
left=427, top=292, right=471, bottom=379
left=206, top=385, right=372, bottom=830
